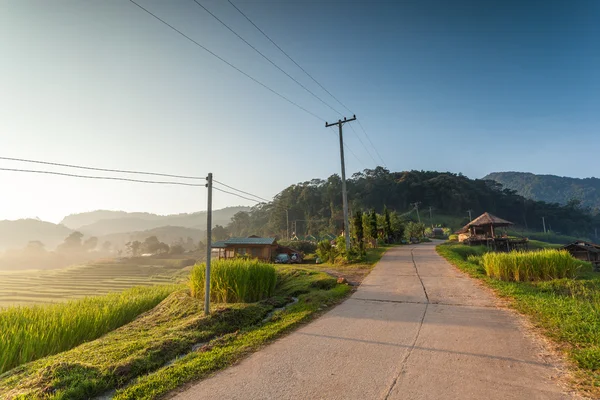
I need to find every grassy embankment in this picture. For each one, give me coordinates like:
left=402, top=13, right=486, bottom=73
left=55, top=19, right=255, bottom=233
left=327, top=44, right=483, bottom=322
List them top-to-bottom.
left=437, top=243, right=600, bottom=395
left=0, top=247, right=390, bottom=400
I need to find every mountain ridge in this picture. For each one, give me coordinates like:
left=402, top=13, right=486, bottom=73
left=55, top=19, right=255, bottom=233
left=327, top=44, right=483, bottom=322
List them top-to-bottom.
left=484, top=172, right=600, bottom=210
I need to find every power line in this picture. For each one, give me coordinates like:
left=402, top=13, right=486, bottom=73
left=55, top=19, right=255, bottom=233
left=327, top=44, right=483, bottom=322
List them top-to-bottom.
left=128, top=0, right=325, bottom=122
left=191, top=0, right=342, bottom=116
left=225, top=0, right=387, bottom=168
left=226, top=0, right=352, bottom=115
left=357, top=119, right=387, bottom=167
left=348, top=123, right=378, bottom=167
left=328, top=126, right=365, bottom=169
left=0, top=156, right=204, bottom=180
left=0, top=167, right=205, bottom=187
left=213, top=180, right=270, bottom=202
left=213, top=186, right=262, bottom=203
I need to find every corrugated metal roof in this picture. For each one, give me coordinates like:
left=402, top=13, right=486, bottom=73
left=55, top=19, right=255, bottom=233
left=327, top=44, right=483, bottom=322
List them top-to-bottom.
left=224, top=237, right=276, bottom=245
left=211, top=241, right=228, bottom=248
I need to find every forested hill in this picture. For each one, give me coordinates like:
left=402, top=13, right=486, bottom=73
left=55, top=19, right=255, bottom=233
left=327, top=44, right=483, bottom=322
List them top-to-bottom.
left=226, top=168, right=600, bottom=239
left=484, top=172, right=600, bottom=211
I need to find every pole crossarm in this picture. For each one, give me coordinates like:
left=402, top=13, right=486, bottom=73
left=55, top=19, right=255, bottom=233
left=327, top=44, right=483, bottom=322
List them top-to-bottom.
left=325, top=115, right=357, bottom=128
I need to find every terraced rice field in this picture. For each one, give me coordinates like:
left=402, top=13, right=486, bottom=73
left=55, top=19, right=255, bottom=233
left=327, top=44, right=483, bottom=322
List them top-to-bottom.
left=0, top=263, right=189, bottom=308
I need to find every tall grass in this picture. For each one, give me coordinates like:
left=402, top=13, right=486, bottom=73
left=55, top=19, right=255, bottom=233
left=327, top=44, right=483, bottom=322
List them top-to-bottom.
left=483, top=249, right=589, bottom=281
left=190, top=259, right=277, bottom=303
left=0, top=285, right=176, bottom=375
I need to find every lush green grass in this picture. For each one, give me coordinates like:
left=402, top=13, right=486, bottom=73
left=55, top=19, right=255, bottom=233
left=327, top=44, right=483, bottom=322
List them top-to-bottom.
left=509, top=230, right=590, bottom=245
left=527, top=239, right=562, bottom=250
left=437, top=243, right=600, bottom=395
left=483, top=249, right=590, bottom=282
left=189, top=259, right=277, bottom=303
left=0, top=267, right=351, bottom=399
left=113, top=276, right=349, bottom=400
left=0, top=285, right=178, bottom=375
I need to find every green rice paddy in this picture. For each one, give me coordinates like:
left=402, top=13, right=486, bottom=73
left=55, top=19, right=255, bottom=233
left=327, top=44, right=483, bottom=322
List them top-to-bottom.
left=0, top=263, right=188, bottom=308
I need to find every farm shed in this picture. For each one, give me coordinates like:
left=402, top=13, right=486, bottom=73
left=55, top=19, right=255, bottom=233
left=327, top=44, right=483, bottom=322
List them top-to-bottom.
left=212, top=237, right=278, bottom=261
left=563, top=241, right=600, bottom=270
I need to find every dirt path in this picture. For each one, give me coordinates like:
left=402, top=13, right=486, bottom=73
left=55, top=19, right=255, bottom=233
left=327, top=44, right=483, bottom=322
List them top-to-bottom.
left=173, top=243, right=573, bottom=400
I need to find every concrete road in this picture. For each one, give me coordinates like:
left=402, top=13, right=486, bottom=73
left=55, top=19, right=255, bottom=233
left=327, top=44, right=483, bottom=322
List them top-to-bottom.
left=174, top=243, right=572, bottom=400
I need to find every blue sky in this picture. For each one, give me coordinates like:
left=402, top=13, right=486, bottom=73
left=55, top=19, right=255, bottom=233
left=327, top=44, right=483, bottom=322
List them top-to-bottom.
left=0, top=0, right=598, bottom=222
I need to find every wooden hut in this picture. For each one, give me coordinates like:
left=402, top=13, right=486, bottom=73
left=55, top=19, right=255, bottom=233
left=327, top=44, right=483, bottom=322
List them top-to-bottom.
left=457, top=212, right=527, bottom=251
left=563, top=241, right=600, bottom=271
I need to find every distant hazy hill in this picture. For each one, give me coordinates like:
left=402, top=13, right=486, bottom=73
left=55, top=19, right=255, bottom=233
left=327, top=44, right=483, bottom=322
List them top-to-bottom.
left=484, top=172, right=600, bottom=210
left=60, top=206, right=250, bottom=236
left=0, top=207, right=249, bottom=251
left=60, top=210, right=163, bottom=229
left=0, top=219, right=73, bottom=251
left=99, top=226, right=205, bottom=251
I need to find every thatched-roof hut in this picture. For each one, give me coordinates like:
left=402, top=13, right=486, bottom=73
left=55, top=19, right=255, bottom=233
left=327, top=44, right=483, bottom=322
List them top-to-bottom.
left=457, top=212, right=513, bottom=242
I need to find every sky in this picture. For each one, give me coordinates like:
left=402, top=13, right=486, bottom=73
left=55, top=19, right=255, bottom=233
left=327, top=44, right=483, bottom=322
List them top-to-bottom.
left=0, top=0, right=598, bottom=223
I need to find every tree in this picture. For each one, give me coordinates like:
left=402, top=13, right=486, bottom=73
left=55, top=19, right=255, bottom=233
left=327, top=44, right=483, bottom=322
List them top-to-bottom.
left=384, top=206, right=392, bottom=242
left=352, top=210, right=364, bottom=253
left=370, top=210, right=378, bottom=240
left=404, top=222, right=426, bottom=241
left=212, top=225, right=229, bottom=242
left=58, top=232, right=83, bottom=253
left=83, top=236, right=98, bottom=252
left=142, top=236, right=161, bottom=254
left=185, top=237, right=195, bottom=251
left=126, top=240, right=142, bottom=257
left=101, top=241, right=112, bottom=253
left=157, top=242, right=170, bottom=254
left=170, top=244, right=185, bottom=255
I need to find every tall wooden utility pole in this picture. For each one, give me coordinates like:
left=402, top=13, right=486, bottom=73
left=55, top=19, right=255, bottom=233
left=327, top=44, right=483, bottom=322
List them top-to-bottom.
left=325, top=115, right=356, bottom=251
left=204, top=173, right=213, bottom=316
left=411, top=202, right=422, bottom=224
left=428, top=206, right=433, bottom=226
left=286, top=209, right=289, bottom=240
left=467, top=209, right=473, bottom=222
left=542, top=216, right=547, bottom=234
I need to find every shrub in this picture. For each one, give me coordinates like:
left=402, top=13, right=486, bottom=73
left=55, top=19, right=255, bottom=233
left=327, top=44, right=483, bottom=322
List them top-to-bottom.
left=448, top=234, right=458, bottom=242
left=277, top=240, right=317, bottom=255
left=316, top=240, right=336, bottom=263
left=482, top=249, right=590, bottom=282
left=466, top=254, right=482, bottom=266
left=189, top=259, right=277, bottom=303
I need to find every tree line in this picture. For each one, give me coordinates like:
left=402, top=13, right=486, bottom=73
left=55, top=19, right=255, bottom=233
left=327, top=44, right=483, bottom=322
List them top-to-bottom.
left=223, top=168, right=599, bottom=240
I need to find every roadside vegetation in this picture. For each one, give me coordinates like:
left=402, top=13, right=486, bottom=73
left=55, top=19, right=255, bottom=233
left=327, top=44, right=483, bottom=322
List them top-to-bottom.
left=437, top=243, right=600, bottom=395
left=0, top=246, right=390, bottom=400
left=482, top=249, right=587, bottom=281
left=189, top=259, right=277, bottom=303
left=0, top=285, right=178, bottom=375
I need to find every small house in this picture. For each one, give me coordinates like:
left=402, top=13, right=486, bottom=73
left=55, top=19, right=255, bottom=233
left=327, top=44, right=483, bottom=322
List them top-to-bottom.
left=212, top=237, right=278, bottom=261
left=563, top=241, right=600, bottom=270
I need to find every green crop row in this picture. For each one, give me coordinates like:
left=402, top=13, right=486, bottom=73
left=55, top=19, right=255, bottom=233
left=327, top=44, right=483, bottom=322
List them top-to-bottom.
left=0, top=285, right=178, bottom=375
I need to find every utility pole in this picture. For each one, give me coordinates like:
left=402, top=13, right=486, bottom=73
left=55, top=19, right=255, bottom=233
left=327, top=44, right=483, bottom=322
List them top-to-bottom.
left=325, top=115, right=356, bottom=251
left=204, top=173, right=213, bottom=316
left=411, top=202, right=421, bottom=224
left=428, top=206, right=433, bottom=227
left=285, top=209, right=289, bottom=240
left=467, top=209, right=473, bottom=222
left=542, top=216, right=547, bottom=234
left=595, top=227, right=598, bottom=241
